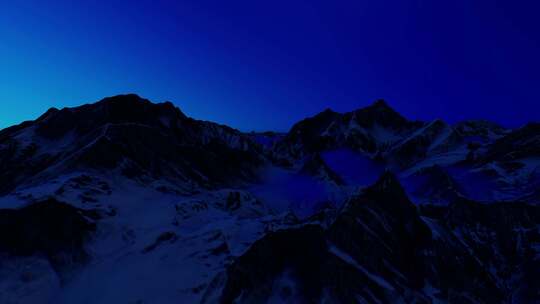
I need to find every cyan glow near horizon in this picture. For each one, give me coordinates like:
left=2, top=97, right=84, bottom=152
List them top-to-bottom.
left=1, top=0, right=539, bottom=131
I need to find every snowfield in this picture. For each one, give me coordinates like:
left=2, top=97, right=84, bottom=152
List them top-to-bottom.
left=0, top=173, right=282, bottom=304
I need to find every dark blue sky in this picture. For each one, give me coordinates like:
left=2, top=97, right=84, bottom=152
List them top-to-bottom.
left=1, top=0, right=539, bottom=131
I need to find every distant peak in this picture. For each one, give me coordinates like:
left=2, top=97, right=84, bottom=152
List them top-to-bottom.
left=97, top=93, right=149, bottom=105
left=33, top=94, right=189, bottom=139
left=94, top=94, right=186, bottom=118
left=347, top=99, right=412, bottom=129
left=354, top=99, right=397, bottom=114
left=366, top=99, right=400, bottom=114
left=372, top=99, right=389, bottom=108
left=162, top=101, right=175, bottom=107
left=37, top=107, right=60, bottom=121
left=312, top=107, right=338, bottom=118
left=322, top=107, right=335, bottom=114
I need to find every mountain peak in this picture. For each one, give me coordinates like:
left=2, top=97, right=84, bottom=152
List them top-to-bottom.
left=101, top=93, right=144, bottom=100
left=33, top=94, right=189, bottom=139
left=95, top=94, right=161, bottom=108
left=98, top=94, right=187, bottom=119
left=350, top=99, right=411, bottom=130
left=364, top=99, right=396, bottom=113
left=372, top=99, right=390, bottom=109
left=36, top=107, right=60, bottom=121
left=321, top=107, right=336, bottom=114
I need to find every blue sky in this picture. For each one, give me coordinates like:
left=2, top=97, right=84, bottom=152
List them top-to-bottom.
left=1, top=0, right=539, bottom=131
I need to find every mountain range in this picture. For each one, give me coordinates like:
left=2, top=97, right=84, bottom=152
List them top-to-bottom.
left=0, top=94, right=538, bottom=303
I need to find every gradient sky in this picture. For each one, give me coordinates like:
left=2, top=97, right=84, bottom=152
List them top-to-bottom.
left=1, top=0, right=539, bottom=131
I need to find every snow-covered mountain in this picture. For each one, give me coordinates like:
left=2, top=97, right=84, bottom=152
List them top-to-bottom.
left=0, top=95, right=538, bottom=303
left=269, top=99, right=538, bottom=204
left=272, top=100, right=423, bottom=162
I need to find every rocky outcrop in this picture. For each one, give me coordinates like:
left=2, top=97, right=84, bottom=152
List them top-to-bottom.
left=406, top=165, right=465, bottom=204
left=0, top=198, right=95, bottom=272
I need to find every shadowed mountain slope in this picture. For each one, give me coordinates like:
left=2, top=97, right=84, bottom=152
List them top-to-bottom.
left=0, top=94, right=264, bottom=195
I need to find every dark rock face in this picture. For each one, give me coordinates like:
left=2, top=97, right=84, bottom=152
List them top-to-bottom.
left=0, top=94, right=264, bottom=194
left=0, top=139, right=59, bottom=195
left=406, top=165, right=465, bottom=204
left=327, top=172, right=433, bottom=290
left=220, top=173, right=539, bottom=303
left=326, top=173, right=503, bottom=303
left=0, top=198, right=95, bottom=271
left=443, top=198, right=540, bottom=303
left=220, top=225, right=397, bottom=304
left=220, top=225, right=328, bottom=303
